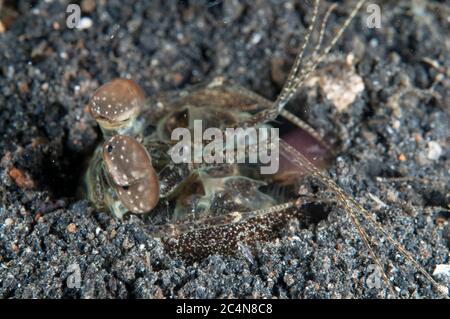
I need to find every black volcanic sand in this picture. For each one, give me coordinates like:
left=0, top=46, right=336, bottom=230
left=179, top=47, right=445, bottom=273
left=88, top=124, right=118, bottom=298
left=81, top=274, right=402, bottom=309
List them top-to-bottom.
left=0, top=0, right=448, bottom=298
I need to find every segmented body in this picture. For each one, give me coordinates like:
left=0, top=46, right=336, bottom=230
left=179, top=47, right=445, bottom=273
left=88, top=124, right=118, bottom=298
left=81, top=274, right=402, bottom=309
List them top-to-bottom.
left=85, top=78, right=310, bottom=262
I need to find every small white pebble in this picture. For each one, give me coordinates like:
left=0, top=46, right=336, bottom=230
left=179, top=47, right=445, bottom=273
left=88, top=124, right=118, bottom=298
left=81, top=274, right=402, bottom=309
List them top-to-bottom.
left=77, top=17, right=93, bottom=30
left=250, top=32, right=262, bottom=45
left=370, top=38, right=379, bottom=47
left=59, top=51, right=68, bottom=59
left=392, top=120, right=400, bottom=130
left=427, top=141, right=442, bottom=160
left=4, top=218, right=14, bottom=227
left=433, top=264, right=450, bottom=277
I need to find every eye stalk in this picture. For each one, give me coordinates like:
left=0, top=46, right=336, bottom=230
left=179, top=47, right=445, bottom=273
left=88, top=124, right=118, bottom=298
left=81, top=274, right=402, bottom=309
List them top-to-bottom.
left=88, top=78, right=145, bottom=134
left=102, top=135, right=160, bottom=214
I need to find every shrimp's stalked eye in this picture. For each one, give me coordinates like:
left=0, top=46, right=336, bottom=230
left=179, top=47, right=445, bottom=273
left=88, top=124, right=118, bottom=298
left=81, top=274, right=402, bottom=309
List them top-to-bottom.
left=88, top=78, right=145, bottom=130
left=102, top=135, right=160, bottom=214
left=102, top=135, right=150, bottom=186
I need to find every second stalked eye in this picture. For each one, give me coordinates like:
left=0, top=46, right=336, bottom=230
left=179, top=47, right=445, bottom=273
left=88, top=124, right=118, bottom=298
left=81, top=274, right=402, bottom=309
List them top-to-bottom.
left=88, top=78, right=145, bottom=131
left=102, top=135, right=160, bottom=214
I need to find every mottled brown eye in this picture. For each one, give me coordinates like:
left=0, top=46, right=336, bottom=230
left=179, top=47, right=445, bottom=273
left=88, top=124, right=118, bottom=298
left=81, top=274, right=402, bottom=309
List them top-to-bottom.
left=88, top=78, right=145, bottom=129
left=102, top=135, right=160, bottom=214
left=103, top=135, right=152, bottom=185
left=115, top=173, right=159, bottom=214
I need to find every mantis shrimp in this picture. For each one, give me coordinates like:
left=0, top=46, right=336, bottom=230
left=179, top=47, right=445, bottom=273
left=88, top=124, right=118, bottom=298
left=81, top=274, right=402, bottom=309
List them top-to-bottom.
left=82, top=0, right=448, bottom=297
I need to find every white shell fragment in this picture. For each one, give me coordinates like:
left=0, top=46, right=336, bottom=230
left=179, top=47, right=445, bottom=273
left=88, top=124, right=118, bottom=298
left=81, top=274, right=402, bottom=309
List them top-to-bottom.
left=306, top=54, right=365, bottom=112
